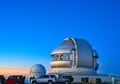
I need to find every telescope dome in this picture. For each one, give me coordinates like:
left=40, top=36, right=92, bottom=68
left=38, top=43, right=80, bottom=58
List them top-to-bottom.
left=50, top=37, right=99, bottom=74
left=29, top=64, right=46, bottom=78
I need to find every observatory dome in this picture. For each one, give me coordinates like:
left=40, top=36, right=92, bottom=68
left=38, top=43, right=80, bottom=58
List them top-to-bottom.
left=50, top=37, right=99, bottom=74
left=29, top=64, right=46, bottom=78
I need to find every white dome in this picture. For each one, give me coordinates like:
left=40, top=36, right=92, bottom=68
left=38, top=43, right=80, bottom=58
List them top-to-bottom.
left=29, top=64, right=46, bottom=78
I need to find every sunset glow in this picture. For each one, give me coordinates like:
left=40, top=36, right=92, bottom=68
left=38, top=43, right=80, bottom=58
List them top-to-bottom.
left=0, top=67, right=51, bottom=76
left=0, top=68, right=29, bottom=76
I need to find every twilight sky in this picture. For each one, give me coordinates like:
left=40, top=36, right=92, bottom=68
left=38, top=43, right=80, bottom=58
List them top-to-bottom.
left=0, top=0, right=120, bottom=75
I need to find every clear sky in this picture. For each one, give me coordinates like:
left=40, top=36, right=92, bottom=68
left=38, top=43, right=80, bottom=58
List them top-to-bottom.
left=0, top=0, right=120, bottom=75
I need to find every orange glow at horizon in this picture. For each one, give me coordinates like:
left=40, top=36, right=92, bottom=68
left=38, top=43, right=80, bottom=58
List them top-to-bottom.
left=0, top=68, right=29, bottom=76
left=0, top=68, right=51, bottom=76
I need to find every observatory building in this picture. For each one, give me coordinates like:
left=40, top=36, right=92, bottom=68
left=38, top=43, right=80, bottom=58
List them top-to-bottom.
left=50, top=37, right=120, bottom=84
left=50, top=37, right=98, bottom=74
left=29, top=64, right=46, bottom=78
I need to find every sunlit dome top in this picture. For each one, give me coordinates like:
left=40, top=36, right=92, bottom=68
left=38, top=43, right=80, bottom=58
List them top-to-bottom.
left=51, top=38, right=74, bottom=54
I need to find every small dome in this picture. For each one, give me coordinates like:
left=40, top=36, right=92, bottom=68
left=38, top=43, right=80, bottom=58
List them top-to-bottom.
left=29, top=64, right=46, bottom=78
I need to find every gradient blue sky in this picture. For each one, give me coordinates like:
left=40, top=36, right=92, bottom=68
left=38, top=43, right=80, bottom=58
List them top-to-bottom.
left=0, top=0, right=120, bottom=75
